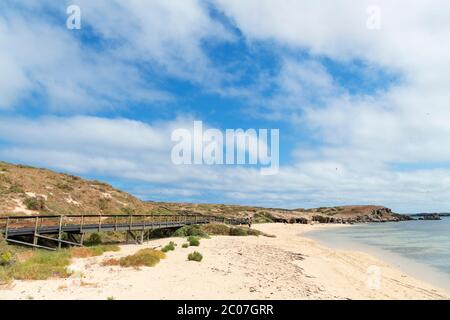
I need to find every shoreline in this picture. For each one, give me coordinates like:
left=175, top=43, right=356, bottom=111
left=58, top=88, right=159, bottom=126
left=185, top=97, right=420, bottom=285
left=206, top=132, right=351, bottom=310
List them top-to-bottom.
left=0, top=223, right=448, bottom=300
left=305, top=223, right=450, bottom=292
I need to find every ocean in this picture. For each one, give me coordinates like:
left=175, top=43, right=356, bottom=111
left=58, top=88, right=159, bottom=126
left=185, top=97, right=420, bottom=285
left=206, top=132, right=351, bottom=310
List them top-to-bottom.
left=307, top=217, right=450, bottom=291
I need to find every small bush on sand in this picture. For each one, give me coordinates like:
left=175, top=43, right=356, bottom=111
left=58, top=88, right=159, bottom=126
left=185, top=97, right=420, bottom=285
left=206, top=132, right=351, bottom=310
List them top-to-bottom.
left=200, top=223, right=230, bottom=235
left=173, top=225, right=208, bottom=238
left=229, top=227, right=248, bottom=236
left=246, top=228, right=263, bottom=236
left=187, top=236, right=200, bottom=246
left=161, top=241, right=176, bottom=252
left=182, top=243, right=189, bottom=248
left=115, top=249, right=165, bottom=268
left=187, top=251, right=203, bottom=262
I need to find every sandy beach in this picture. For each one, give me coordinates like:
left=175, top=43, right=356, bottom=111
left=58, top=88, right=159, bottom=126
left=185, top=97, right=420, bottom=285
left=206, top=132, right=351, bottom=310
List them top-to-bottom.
left=0, top=223, right=448, bottom=300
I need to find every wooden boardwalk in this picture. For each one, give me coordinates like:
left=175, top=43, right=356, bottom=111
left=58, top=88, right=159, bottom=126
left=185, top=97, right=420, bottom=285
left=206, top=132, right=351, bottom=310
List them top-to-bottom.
left=0, top=214, right=246, bottom=250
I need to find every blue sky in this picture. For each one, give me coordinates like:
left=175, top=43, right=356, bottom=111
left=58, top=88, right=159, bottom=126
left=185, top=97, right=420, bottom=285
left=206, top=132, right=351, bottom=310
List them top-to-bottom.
left=1, top=0, right=450, bottom=213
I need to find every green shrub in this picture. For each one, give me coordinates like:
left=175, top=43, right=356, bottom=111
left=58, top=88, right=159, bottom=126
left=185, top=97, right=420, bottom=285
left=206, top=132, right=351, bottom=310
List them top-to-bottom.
left=55, top=182, right=74, bottom=191
left=24, top=197, right=46, bottom=211
left=98, top=198, right=110, bottom=210
left=253, top=214, right=274, bottom=223
left=201, top=223, right=230, bottom=235
left=173, top=225, right=208, bottom=238
left=229, top=227, right=248, bottom=236
left=246, top=228, right=263, bottom=236
left=86, top=233, right=103, bottom=245
left=0, top=235, right=15, bottom=267
left=187, top=236, right=200, bottom=246
left=161, top=241, right=176, bottom=252
left=182, top=243, right=189, bottom=248
left=117, top=249, right=164, bottom=268
left=8, top=250, right=71, bottom=280
left=0, top=251, right=12, bottom=266
left=187, top=251, right=203, bottom=262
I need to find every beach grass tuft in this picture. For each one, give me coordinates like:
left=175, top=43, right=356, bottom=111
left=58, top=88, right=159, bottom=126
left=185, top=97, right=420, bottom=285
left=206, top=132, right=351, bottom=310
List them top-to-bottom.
left=173, top=225, right=208, bottom=238
left=187, top=236, right=200, bottom=246
left=161, top=241, right=176, bottom=252
left=112, top=248, right=166, bottom=268
left=6, top=250, right=71, bottom=280
left=187, top=251, right=203, bottom=262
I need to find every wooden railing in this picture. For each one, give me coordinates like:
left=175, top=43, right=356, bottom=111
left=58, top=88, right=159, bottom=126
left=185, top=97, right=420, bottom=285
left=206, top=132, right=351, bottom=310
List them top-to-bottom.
left=0, top=214, right=247, bottom=250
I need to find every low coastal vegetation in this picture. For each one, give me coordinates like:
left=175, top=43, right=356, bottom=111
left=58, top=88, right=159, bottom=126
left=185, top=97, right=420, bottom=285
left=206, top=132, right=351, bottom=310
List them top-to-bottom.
left=0, top=221, right=276, bottom=285
left=172, top=224, right=274, bottom=238
left=200, top=224, right=274, bottom=238
left=173, top=225, right=209, bottom=238
left=0, top=234, right=120, bottom=285
left=187, top=236, right=200, bottom=246
left=161, top=241, right=176, bottom=252
left=70, top=245, right=120, bottom=258
left=102, top=249, right=166, bottom=268
left=187, top=251, right=203, bottom=262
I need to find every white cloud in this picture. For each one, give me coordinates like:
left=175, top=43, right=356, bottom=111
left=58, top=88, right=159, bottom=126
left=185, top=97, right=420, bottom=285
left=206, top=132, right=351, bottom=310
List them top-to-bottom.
left=0, top=0, right=234, bottom=111
left=2, top=1, right=450, bottom=212
left=2, top=116, right=450, bottom=212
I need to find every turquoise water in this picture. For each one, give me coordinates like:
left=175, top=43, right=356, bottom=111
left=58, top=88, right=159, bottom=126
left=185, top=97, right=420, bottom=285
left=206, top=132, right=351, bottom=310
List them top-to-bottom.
left=307, top=218, right=450, bottom=289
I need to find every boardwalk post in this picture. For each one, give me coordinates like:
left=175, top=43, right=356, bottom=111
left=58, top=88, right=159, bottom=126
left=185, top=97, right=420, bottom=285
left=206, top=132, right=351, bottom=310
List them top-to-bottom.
left=58, top=215, right=63, bottom=249
left=80, top=215, right=84, bottom=233
left=114, top=215, right=118, bottom=231
left=129, top=215, right=133, bottom=231
left=33, top=216, right=39, bottom=248
left=5, top=217, right=10, bottom=240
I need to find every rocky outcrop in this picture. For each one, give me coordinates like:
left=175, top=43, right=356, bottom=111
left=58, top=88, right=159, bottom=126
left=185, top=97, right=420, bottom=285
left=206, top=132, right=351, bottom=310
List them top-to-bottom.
left=275, top=206, right=413, bottom=225
left=417, top=214, right=441, bottom=221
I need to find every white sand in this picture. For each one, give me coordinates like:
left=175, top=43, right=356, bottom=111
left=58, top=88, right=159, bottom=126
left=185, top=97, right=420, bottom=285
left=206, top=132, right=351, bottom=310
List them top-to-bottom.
left=0, top=223, right=448, bottom=300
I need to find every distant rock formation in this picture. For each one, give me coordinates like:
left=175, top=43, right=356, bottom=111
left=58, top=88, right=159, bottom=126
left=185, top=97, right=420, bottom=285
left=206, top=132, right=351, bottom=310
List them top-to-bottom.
left=412, top=213, right=442, bottom=221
